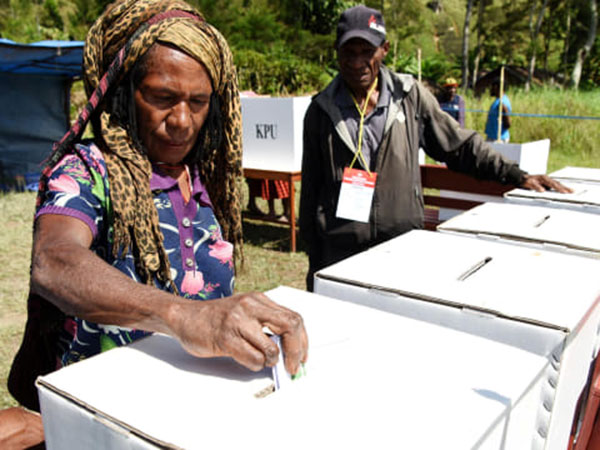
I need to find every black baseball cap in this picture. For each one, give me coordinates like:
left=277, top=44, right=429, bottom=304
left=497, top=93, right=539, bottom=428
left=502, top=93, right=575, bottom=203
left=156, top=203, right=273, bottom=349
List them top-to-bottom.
left=336, top=5, right=386, bottom=49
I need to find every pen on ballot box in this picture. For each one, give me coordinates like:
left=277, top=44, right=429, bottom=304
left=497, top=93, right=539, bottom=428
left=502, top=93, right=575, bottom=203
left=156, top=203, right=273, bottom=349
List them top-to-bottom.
left=533, top=215, right=550, bottom=228
left=457, top=256, right=492, bottom=281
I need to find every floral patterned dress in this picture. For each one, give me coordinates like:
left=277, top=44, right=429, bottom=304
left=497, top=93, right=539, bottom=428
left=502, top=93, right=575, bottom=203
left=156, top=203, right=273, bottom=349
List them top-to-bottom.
left=36, top=142, right=235, bottom=365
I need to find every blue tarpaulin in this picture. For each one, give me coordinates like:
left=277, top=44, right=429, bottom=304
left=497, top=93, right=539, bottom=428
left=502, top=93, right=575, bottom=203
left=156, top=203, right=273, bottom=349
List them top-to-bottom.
left=0, top=38, right=83, bottom=76
left=0, top=39, right=83, bottom=189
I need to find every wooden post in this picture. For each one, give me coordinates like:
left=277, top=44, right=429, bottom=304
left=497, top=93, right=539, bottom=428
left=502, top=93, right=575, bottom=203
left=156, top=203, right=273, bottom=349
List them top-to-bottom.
left=417, top=48, right=422, bottom=83
left=496, top=65, right=505, bottom=142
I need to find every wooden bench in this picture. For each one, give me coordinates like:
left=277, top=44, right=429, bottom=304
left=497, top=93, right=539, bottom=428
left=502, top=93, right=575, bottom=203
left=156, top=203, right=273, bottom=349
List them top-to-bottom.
left=420, top=164, right=511, bottom=231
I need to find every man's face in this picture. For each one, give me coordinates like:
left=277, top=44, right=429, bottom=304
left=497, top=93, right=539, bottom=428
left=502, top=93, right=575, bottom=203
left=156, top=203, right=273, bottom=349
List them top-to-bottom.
left=337, top=38, right=389, bottom=94
left=491, top=83, right=500, bottom=97
left=445, top=85, right=457, bottom=97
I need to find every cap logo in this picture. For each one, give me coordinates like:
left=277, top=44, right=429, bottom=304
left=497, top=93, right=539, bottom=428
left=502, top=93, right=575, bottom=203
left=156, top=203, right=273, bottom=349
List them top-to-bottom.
left=368, top=14, right=386, bottom=34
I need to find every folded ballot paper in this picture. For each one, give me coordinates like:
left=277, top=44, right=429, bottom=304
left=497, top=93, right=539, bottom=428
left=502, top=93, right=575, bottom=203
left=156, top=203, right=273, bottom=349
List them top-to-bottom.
left=269, top=334, right=306, bottom=392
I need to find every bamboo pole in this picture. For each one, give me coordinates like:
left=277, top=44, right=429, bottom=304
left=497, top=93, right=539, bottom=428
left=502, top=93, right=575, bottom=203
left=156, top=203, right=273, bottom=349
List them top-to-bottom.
left=417, top=48, right=422, bottom=83
left=496, top=65, right=505, bottom=142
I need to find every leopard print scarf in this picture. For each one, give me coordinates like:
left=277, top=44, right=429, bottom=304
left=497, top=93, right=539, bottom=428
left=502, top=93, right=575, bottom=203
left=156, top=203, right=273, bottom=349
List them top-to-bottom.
left=45, top=0, right=244, bottom=291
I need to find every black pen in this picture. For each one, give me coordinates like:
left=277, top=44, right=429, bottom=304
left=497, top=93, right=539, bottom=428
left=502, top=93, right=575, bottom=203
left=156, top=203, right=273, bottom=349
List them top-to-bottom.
left=533, top=215, right=551, bottom=228
left=457, top=256, right=492, bottom=281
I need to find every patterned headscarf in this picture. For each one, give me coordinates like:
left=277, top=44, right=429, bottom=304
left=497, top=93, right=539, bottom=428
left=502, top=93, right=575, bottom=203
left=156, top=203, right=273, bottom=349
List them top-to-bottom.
left=45, top=0, right=244, bottom=291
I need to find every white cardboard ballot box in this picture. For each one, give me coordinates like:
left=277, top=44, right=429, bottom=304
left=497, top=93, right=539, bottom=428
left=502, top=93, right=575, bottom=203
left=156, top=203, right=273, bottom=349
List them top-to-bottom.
left=240, top=96, right=311, bottom=172
left=437, top=139, right=550, bottom=221
left=549, top=166, right=600, bottom=184
left=505, top=180, right=600, bottom=214
left=437, top=201, right=600, bottom=258
left=314, top=230, right=600, bottom=450
left=40, top=286, right=565, bottom=449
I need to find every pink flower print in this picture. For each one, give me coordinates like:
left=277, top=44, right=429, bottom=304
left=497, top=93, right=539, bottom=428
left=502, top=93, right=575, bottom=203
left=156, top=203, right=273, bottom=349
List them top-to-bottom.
left=89, top=144, right=107, bottom=176
left=47, top=154, right=78, bottom=177
left=48, top=174, right=80, bottom=195
left=209, top=240, right=233, bottom=265
left=181, top=270, right=205, bottom=295
left=64, top=318, right=77, bottom=336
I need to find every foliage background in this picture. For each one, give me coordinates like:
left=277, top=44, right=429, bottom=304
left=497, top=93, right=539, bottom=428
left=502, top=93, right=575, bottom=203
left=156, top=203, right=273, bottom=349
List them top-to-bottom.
left=1, top=0, right=598, bottom=94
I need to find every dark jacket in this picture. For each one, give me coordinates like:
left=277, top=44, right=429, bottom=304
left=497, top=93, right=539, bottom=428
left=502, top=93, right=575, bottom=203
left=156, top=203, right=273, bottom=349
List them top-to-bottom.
left=300, top=67, right=525, bottom=280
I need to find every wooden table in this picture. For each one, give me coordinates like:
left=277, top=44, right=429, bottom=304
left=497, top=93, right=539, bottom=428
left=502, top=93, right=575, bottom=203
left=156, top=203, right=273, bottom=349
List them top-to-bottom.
left=243, top=168, right=302, bottom=252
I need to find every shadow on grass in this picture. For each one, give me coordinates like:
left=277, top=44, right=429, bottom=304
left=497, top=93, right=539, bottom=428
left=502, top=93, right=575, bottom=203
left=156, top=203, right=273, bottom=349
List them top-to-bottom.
left=242, top=218, right=307, bottom=253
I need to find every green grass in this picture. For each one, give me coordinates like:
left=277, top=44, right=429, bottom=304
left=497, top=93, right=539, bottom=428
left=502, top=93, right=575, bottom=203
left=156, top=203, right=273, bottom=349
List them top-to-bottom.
left=2, top=88, right=599, bottom=408
left=465, top=88, right=600, bottom=172
left=0, top=191, right=36, bottom=409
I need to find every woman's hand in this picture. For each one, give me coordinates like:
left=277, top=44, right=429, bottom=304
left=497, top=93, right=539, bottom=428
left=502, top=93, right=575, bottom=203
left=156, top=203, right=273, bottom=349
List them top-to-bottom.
left=169, top=292, right=308, bottom=376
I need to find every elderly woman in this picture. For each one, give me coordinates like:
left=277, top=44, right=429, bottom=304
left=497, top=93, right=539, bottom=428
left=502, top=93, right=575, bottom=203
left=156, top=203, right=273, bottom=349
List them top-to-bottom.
left=8, top=0, right=307, bottom=414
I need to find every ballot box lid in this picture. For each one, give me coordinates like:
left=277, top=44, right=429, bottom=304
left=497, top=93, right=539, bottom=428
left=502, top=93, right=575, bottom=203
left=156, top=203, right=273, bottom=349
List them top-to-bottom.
left=550, top=166, right=600, bottom=184
left=505, top=180, right=600, bottom=210
left=438, top=201, right=600, bottom=256
left=315, top=230, right=600, bottom=332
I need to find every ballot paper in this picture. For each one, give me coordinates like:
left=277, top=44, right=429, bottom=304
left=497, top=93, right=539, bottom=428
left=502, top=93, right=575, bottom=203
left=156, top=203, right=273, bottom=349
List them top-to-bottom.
left=269, top=335, right=306, bottom=391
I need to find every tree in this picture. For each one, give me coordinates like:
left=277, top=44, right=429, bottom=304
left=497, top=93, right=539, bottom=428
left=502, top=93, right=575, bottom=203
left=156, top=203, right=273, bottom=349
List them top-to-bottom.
left=461, top=0, right=474, bottom=90
left=471, top=0, right=487, bottom=88
left=525, top=0, right=550, bottom=91
left=570, top=0, right=598, bottom=88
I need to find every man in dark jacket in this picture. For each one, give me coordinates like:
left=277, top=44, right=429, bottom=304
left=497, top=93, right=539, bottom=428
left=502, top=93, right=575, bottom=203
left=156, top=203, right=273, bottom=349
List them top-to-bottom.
left=299, top=5, right=568, bottom=291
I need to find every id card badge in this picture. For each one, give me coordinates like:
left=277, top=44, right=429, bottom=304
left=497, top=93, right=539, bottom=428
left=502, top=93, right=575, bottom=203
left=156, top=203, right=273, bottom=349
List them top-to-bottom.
left=335, top=167, right=378, bottom=223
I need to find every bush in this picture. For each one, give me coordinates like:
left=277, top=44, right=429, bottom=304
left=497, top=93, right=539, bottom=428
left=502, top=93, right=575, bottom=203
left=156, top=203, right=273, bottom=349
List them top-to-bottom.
left=234, top=45, right=333, bottom=95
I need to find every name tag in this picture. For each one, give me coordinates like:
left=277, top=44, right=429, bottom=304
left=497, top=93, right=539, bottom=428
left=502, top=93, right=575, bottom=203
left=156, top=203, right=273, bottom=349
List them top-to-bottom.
left=336, top=168, right=378, bottom=223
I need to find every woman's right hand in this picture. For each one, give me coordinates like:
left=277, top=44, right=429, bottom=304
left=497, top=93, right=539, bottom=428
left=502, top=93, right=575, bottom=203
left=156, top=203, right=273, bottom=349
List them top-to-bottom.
left=168, top=292, right=309, bottom=376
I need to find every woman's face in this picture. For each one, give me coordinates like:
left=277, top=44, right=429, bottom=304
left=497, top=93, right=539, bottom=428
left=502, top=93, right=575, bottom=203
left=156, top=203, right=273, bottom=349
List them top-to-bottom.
left=134, top=44, right=213, bottom=165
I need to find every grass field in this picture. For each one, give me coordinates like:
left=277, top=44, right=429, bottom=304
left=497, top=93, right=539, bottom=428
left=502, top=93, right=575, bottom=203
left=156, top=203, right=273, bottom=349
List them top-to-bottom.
left=1, top=88, right=599, bottom=409
left=466, top=88, right=600, bottom=172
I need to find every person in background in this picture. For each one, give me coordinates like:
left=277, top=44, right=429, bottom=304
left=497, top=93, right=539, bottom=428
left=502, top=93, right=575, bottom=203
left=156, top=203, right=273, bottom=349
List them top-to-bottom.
left=8, top=0, right=308, bottom=418
left=300, top=4, right=570, bottom=291
left=438, top=77, right=465, bottom=128
left=485, top=80, right=511, bottom=142
left=247, top=178, right=292, bottom=222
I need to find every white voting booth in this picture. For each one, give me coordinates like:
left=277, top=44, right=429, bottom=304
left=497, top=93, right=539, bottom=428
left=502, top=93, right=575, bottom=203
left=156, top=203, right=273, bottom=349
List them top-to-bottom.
left=240, top=96, right=310, bottom=172
left=437, top=139, right=550, bottom=221
left=489, top=139, right=550, bottom=176
left=505, top=180, right=600, bottom=214
left=437, top=201, right=600, bottom=258
left=314, top=230, right=600, bottom=450
left=40, top=286, right=561, bottom=449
